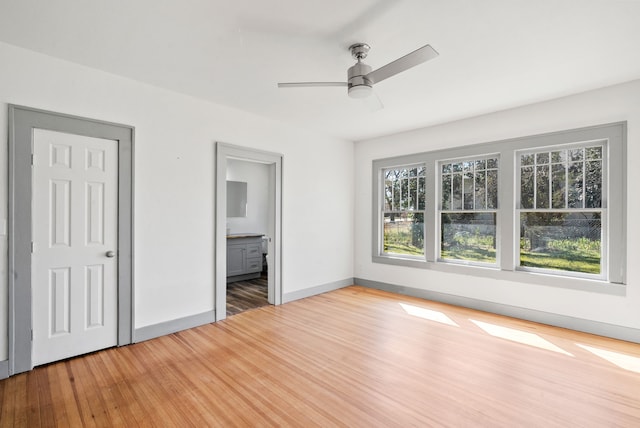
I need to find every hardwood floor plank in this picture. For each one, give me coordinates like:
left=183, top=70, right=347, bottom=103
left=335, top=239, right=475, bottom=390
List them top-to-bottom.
left=227, top=274, right=268, bottom=316
left=1, top=285, right=639, bottom=427
left=95, top=350, right=150, bottom=426
left=49, top=363, right=83, bottom=426
left=25, top=365, right=42, bottom=427
left=8, top=376, right=27, bottom=427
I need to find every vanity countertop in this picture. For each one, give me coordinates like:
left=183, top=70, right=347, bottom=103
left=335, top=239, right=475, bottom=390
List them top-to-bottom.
left=226, top=233, right=264, bottom=239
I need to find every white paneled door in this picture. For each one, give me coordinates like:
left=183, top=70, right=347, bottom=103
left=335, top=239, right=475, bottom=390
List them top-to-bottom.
left=32, top=129, right=118, bottom=366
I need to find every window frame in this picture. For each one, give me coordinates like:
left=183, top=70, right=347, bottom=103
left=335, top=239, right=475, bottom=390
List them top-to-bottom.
left=371, top=122, right=626, bottom=294
left=515, top=140, right=608, bottom=280
left=437, top=154, right=501, bottom=267
left=373, top=155, right=431, bottom=269
left=380, top=163, right=426, bottom=260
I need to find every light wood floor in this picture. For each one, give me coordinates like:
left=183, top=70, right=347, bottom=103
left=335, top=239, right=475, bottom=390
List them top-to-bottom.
left=1, top=286, right=639, bottom=427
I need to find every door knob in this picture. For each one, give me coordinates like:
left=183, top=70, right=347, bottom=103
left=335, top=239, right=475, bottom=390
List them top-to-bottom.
left=106, top=250, right=116, bottom=258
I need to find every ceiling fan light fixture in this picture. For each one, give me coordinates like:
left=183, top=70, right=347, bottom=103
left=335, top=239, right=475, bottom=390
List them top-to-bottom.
left=276, top=42, right=439, bottom=106
left=347, top=60, right=373, bottom=99
left=348, top=85, right=373, bottom=99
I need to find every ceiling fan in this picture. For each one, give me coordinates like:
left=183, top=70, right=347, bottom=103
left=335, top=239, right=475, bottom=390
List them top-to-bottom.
left=278, top=42, right=439, bottom=99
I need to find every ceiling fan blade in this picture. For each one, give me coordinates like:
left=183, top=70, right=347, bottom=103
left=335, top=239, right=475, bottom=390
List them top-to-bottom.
left=366, top=44, right=439, bottom=84
left=278, top=82, right=347, bottom=88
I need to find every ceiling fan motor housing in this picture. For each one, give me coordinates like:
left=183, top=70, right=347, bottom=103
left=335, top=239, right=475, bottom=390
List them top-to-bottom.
left=347, top=61, right=373, bottom=98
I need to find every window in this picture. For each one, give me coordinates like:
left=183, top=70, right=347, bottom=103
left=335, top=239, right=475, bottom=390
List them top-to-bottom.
left=372, top=122, right=626, bottom=291
left=517, top=143, right=605, bottom=277
left=439, top=156, right=499, bottom=265
left=382, top=165, right=425, bottom=257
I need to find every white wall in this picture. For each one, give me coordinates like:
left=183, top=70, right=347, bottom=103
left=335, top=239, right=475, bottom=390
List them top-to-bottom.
left=0, top=41, right=355, bottom=360
left=354, top=79, right=640, bottom=332
left=226, top=159, right=270, bottom=236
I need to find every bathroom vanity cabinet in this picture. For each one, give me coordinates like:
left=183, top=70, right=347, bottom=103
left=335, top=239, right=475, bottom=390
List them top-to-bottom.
left=226, top=234, right=263, bottom=282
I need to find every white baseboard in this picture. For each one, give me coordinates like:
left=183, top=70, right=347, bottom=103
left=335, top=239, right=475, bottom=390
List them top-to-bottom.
left=282, top=278, right=353, bottom=303
left=133, top=310, right=215, bottom=343
left=0, top=360, right=8, bottom=380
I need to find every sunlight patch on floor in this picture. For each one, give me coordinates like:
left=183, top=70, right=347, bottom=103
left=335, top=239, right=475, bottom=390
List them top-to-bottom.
left=399, top=303, right=459, bottom=326
left=470, top=319, right=573, bottom=356
left=576, top=344, right=640, bottom=374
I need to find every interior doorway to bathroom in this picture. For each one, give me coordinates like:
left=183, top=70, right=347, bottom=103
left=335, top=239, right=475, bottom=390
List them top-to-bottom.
left=215, top=143, right=282, bottom=321
left=225, top=158, right=270, bottom=316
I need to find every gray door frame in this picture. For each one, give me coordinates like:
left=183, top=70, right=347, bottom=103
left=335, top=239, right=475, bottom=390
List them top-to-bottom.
left=8, top=105, right=135, bottom=375
left=215, top=143, right=282, bottom=320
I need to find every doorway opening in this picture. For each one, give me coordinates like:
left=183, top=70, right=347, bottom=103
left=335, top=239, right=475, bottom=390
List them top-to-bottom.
left=215, top=143, right=282, bottom=321
left=226, top=158, right=269, bottom=316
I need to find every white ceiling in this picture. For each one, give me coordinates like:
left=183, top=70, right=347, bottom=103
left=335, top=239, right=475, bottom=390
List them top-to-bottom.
left=1, top=0, right=640, bottom=141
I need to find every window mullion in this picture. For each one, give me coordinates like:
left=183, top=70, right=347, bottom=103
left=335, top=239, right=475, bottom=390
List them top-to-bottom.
left=499, top=149, right=514, bottom=271
left=548, top=152, right=553, bottom=209
left=564, top=155, right=569, bottom=209
left=581, top=155, right=586, bottom=209
left=533, top=157, right=537, bottom=209
left=425, top=158, right=437, bottom=262
left=471, top=164, right=476, bottom=211
left=485, top=170, right=489, bottom=210
left=390, top=175, right=395, bottom=211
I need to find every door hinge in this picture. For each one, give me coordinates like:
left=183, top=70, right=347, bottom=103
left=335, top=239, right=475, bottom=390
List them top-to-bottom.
left=31, top=154, right=34, bottom=166
left=31, top=242, right=34, bottom=253
left=31, top=329, right=33, bottom=341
